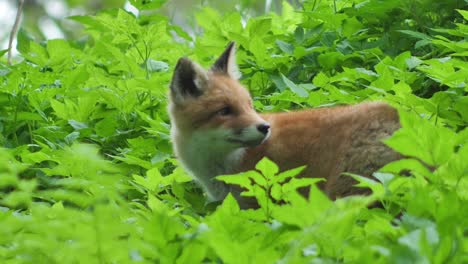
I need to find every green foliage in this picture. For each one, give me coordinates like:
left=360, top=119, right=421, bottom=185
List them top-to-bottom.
left=1, top=0, right=467, bottom=262
left=218, top=157, right=318, bottom=220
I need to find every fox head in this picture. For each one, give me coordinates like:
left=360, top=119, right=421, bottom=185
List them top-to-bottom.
left=168, top=43, right=270, bottom=153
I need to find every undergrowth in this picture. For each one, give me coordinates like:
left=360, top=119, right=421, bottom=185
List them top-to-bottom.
left=0, top=0, right=467, bottom=263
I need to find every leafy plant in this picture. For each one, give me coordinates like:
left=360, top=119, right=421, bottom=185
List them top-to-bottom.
left=218, top=157, right=319, bottom=220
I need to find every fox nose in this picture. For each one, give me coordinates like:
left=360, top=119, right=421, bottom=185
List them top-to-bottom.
left=257, top=123, right=270, bottom=135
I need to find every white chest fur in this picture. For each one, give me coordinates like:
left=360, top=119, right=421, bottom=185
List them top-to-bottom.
left=172, top=129, right=245, bottom=201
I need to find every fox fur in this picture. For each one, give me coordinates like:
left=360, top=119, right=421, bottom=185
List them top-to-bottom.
left=168, top=42, right=400, bottom=208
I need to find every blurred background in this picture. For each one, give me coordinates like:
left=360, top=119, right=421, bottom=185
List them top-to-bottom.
left=0, top=0, right=302, bottom=57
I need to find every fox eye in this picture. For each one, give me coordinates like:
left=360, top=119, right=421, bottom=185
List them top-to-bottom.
left=216, top=106, right=232, bottom=116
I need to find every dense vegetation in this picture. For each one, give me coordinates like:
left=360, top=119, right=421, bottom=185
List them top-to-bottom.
left=1, top=0, right=467, bottom=262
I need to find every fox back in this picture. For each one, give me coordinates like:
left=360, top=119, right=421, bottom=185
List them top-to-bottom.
left=168, top=43, right=400, bottom=208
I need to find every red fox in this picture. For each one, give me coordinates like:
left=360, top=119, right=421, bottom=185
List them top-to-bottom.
left=168, top=43, right=401, bottom=208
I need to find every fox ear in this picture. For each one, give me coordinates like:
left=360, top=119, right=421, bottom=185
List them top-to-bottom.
left=211, top=42, right=241, bottom=80
left=170, top=57, right=208, bottom=103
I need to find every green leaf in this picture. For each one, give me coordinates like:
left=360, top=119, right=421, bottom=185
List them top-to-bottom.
left=456, top=9, right=468, bottom=20
left=248, top=17, right=272, bottom=37
left=16, top=29, right=31, bottom=55
left=397, top=30, right=431, bottom=41
left=249, top=36, right=267, bottom=63
left=46, top=39, right=71, bottom=66
left=276, top=40, right=294, bottom=54
left=317, top=52, right=344, bottom=70
left=406, top=56, right=423, bottom=69
left=147, top=59, right=169, bottom=72
left=313, top=72, right=329, bottom=87
left=280, top=74, right=308, bottom=98
left=384, top=112, right=457, bottom=166
left=95, top=117, right=118, bottom=137
left=68, top=120, right=88, bottom=130
left=255, top=157, right=279, bottom=178
left=381, top=159, right=433, bottom=178
left=273, top=166, right=306, bottom=184
left=133, top=168, right=162, bottom=191
left=216, top=172, right=255, bottom=189
left=343, top=173, right=384, bottom=197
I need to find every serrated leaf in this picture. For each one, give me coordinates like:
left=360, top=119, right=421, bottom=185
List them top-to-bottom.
left=248, top=17, right=272, bottom=37
left=313, top=72, right=329, bottom=87
left=385, top=112, right=457, bottom=166
left=255, top=157, right=279, bottom=178
left=273, top=166, right=306, bottom=184
left=216, top=172, right=254, bottom=189
left=343, top=173, right=384, bottom=197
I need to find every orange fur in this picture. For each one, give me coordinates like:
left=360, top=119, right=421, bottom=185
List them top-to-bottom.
left=233, top=103, right=400, bottom=207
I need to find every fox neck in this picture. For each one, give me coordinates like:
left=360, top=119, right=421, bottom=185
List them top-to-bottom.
left=172, top=128, right=245, bottom=201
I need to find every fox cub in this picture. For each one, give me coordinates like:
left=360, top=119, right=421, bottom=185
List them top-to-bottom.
left=168, top=43, right=400, bottom=208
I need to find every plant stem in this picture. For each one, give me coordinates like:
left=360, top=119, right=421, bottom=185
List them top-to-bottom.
left=8, top=0, right=25, bottom=65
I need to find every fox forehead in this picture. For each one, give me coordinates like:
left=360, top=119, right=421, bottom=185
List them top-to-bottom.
left=177, top=74, right=252, bottom=113
left=206, top=74, right=252, bottom=104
